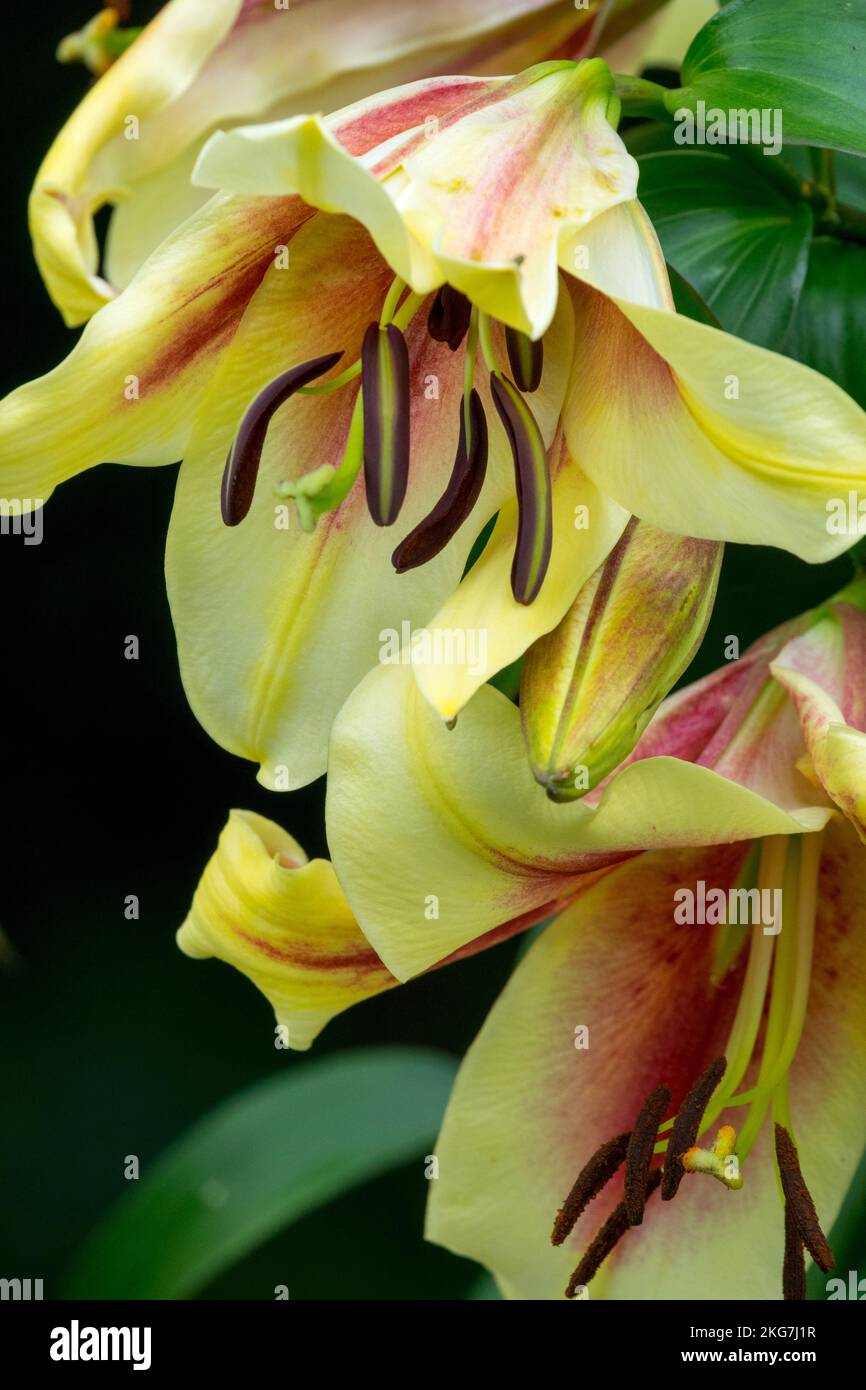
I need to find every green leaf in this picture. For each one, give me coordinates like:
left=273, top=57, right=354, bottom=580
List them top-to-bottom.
left=672, top=0, right=866, bottom=156
left=637, top=148, right=812, bottom=346
left=784, top=236, right=866, bottom=409
left=63, top=1047, right=457, bottom=1299
left=807, top=1144, right=866, bottom=1299
left=464, top=1269, right=502, bottom=1299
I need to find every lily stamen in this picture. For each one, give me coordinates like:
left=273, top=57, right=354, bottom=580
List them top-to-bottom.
left=221, top=351, right=342, bottom=525
left=660, top=1055, right=728, bottom=1200
left=625, top=1084, right=671, bottom=1225
left=774, top=1124, right=834, bottom=1274
left=551, top=1131, right=630, bottom=1248
left=565, top=1170, right=663, bottom=1298
left=783, top=1205, right=807, bottom=1302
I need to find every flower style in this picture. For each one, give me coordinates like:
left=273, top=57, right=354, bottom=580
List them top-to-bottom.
left=36, top=0, right=653, bottom=325
left=5, top=58, right=866, bottom=793
left=179, top=580, right=866, bottom=1296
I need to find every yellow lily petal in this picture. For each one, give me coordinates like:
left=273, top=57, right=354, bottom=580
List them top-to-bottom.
left=31, top=0, right=239, bottom=324
left=38, top=0, right=607, bottom=324
left=194, top=59, right=638, bottom=336
left=397, top=59, right=637, bottom=337
left=192, top=83, right=493, bottom=294
left=103, top=143, right=211, bottom=291
left=1, top=191, right=305, bottom=501
left=561, top=204, right=866, bottom=560
left=166, top=212, right=510, bottom=789
left=410, top=283, right=630, bottom=720
left=414, top=433, right=629, bottom=720
left=326, top=663, right=831, bottom=981
left=177, top=810, right=394, bottom=1049
left=427, top=818, right=866, bottom=1299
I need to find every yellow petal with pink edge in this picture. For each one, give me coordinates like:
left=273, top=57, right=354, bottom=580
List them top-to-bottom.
left=32, top=0, right=239, bottom=324
left=39, top=0, right=603, bottom=323
left=194, top=60, right=638, bottom=336
left=397, top=60, right=637, bottom=337
left=1, top=192, right=306, bottom=503
left=563, top=282, right=866, bottom=562
left=772, top=596, right=866, bottom=841
left=326, top=663, right=831, bottom=981
left=176, top=809, right=395, bottom=1050
left=427, top=819, right=866, bottom=1298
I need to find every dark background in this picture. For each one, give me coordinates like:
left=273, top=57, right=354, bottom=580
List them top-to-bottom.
left=0, top=1, right=854, bottom=1299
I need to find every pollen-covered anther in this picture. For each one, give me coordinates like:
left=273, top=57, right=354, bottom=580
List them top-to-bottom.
left=681, top=1127, right=743, bottom=1191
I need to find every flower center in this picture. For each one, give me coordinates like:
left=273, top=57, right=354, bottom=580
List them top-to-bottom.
left=220, top=275, right=553, bottom=604
left=553, top=832, right=835, bottom=1301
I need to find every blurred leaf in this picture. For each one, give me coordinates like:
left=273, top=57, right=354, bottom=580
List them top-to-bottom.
left=675, top=0, right=866, bottom=155
left=638, top=148, right=812, bottom=345
left=784, top=237, right=866, bottom=410
left=665, top=262, right=721, bottom=327
left=63, top=1046, right=457, bottom=1299
left=807, top=1144, right=866, bottom=1300
left=465, top=1269, right=502, bottom=1299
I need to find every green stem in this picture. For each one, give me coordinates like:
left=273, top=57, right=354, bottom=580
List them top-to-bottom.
left=613, top=74, right=674, bottom=122
left=477, top=313, right=498, bottom=373
left=298, top=359, right=362, bottom=396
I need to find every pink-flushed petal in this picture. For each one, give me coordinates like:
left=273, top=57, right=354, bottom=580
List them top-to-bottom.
left=0, top=191, right=310, bottom=501
left=772, top=597, right=866, bottom=841
left=428, top=818, right=866, bottom=1299
left=427, top=840, right=752, bottom=1298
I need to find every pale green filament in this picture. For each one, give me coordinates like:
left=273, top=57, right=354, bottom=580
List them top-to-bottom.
left=379, top=276, right=408, bottom=327
left=391, top=290, right=427, bottom=333
left=463, top=308, right=479, bottom=440
left=478, top=312, right=498, bottom=373
left=298, top=359, right=362, bottom=396
left=653, top=830, right=821, bottom=1169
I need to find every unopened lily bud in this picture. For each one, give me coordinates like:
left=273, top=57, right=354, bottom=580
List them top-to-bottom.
left=521, top=520, right=722, bottom=800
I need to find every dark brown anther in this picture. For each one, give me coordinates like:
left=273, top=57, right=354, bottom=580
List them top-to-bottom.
left=427, top=285, right=472, bottom=351
left=361, top=322, right=411, bottom=526
left=505, top=325, right=543, bottom=392
left=221, top=351, right=342, bottom=526
left=489, top=372, right=552, bottom=605
left=392, top=389, right=488, bottom=572
left=661, top=1056, right=727, bottom=1201
left=625, top=1085, right=670, bottom=1225
left=774, top=1124, right=834, bottom=1274
left=551, top=1132, right=631, bottom=1247
left=565, top=1168, right=663, bottom=1298
left=782, top=1204, right=807, bottom=1301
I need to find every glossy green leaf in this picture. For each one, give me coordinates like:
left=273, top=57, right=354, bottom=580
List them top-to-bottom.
left=672, top=0, right=866, bottom=155
left=638, top=148, right=812, bottom=346
left=784, top=237, right=866, bottom=410
left=63, top=1047, right=457, bottom=1299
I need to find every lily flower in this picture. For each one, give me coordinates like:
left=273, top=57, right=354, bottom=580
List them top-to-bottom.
left=36, top=0, right=657, bottom=325
left=6, top=59, right=866, bottom=789
left=180, top=580, right=866, bottom=1296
